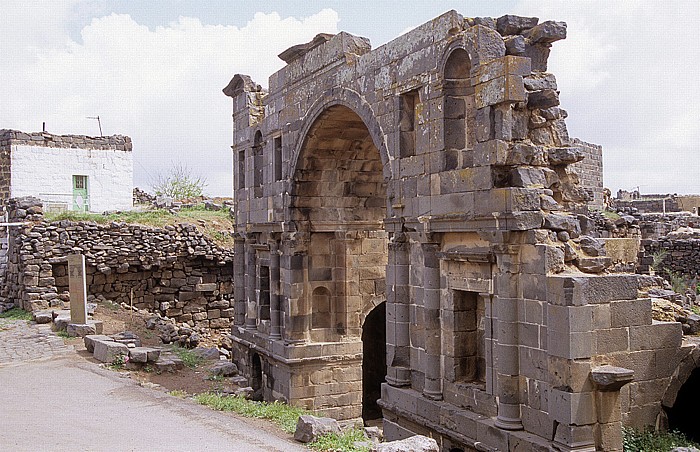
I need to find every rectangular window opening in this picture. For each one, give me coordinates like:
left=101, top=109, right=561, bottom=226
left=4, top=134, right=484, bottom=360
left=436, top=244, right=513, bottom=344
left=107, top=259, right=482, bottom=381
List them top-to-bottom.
left=399, top=90, right=419, bottom=158
left=273, top=136, right=282, bottom=181
left=452, top=290, right=485, bottom=384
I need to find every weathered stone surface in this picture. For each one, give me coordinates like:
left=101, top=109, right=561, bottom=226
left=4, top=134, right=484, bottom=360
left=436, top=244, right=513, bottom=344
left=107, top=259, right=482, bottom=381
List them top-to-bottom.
left=496, top=15, right=539, bottom=35
left=526, top=20, right=567, bottom=44
left=527, top=89, right=560, bottom=109
left=548, top=147, right=584, bottom=165
left=544, top=213, right=579, bottom=232
left=579, top=236, right=606, bottom=257
left=576, top=257, right=612, bottom=273
left=33, top=311, right=53, bottom=324
left=67, top=323, right=96, bottom=338
left=84, top=334, right=112, bottom=353
left=92, top=339, right=129, bottom=363
left=129, top=347, right=161, bottom=363
left=192, top=347, right=220, bottom=361
left=209, top=361, right=239, bottom=377
left=591, top=365, right=634, bottom=391
left=294, top=415, right=341, bottom=443
left=376, top=435, right=439, bottom=452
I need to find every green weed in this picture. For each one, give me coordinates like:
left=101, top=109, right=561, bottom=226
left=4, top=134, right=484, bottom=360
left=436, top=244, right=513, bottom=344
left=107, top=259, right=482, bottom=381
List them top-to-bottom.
left=0, top=308, right=33, bottom=320
left=56, top=330, right=71, bottom=338
left=170, top=345, right=204, bottom=369
left=108, top=353, right=128, bottom=370
left=168, top=390, right=188, bottom=398
left=194, top=393, right=310, bottom=434
left=623, top=427, right=698, bottom=452
left=309, top=429, right=370, bottom=452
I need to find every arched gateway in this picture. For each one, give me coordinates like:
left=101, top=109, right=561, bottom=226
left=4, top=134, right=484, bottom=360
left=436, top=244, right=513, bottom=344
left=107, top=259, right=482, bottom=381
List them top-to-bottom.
left=224, top=11, right=687, bottom=452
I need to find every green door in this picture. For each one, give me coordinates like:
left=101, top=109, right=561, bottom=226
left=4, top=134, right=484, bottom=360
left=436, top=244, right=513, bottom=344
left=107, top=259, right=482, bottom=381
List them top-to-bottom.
left=72, top=175, right=89, bottom=212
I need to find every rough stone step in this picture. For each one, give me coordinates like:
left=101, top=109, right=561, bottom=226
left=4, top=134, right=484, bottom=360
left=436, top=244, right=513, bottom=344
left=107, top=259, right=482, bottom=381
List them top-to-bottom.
left=84, top=334, right=112, bottom=353
left=92, top=339, right=129, bottom=363
left=128, top=347, right=161, bottom=363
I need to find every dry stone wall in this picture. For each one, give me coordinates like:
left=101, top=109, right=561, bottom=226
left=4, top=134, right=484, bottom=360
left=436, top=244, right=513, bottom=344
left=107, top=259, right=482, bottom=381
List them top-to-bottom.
left=1, top=197, right=234, bottom=332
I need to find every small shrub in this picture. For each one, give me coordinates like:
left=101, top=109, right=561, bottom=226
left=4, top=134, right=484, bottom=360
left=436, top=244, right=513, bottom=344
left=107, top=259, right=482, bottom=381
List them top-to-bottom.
left=651, top=249, right=668, bottom=272
left=667, top=270, right=691, bottom=294
left=0, top=308, right=33, bottom=321
left=56, top=330, right=71, bottom=339
left=108, top=353, right=128, bottom=370
left=194, top=393, right=310, bottom=434
left=623, top=427, right=699, bottom=452
left=309, top=429, right=370, bottom=452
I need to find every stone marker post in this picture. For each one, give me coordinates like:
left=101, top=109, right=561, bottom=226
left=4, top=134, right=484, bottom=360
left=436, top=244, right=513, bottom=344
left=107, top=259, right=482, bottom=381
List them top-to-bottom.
left=67, top=254, right=88, bottom=324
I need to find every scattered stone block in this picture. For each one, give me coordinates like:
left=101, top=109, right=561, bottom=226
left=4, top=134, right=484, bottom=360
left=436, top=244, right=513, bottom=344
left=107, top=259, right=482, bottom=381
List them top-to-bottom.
left=496, top=15, right=538, bottom=35
left=33, top=311, right=53, bottom=324
left=67, top=323, right=96, bottom=338
left=110, top=331, right=141, bottom=347
left=84, top=334, right=112, bottom=353
left=92, top=339, right=129, bottom=363
left=129, top=347, right=161, bottom=363
left=192, top=347, right=220, bottom=361
left=209, top=361, right=238, bottom=377
left=294, top=415, right=341, bottom=443
left=376, top=435, right=439, bottom=452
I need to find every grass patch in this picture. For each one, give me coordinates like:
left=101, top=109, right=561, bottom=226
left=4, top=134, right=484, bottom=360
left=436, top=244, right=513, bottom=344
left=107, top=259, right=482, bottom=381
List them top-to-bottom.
left=44, top=206, right=234, bottom=247
left=601, top=209, right=621, bottom=221
left=0, top=308, right=33, bottom=321
left=56, top=330, right=71, bottom=338
left=170, top=345, right=204, bottom=369
left=107, top=353, right=128, bottom=370
left=168, top=390, right=189, bottom=398
left=194, top=393, right=310, bottom=434
left=623, top=427, right=699, bottom=451
left=309, top=429, right=370, bottom=452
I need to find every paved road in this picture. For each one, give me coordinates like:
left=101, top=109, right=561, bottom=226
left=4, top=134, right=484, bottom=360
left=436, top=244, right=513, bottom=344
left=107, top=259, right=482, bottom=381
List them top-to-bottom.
left=0, top=320, right=305, bottom=452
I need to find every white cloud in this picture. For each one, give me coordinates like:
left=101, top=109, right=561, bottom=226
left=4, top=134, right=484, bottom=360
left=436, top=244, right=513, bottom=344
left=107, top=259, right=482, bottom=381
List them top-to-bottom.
left=515, top=0, right=700, bottom=194
left=0, top=4, right=339, bottom=195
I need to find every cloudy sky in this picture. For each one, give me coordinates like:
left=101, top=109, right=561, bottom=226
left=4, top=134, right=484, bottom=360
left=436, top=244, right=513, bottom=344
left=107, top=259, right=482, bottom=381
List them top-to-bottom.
left=1, top=1, right=698, bottom=196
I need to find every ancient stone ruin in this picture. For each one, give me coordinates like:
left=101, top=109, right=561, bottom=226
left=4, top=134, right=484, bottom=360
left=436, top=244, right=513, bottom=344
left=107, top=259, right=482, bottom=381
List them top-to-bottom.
left=222, top=11, right=694, bottom=452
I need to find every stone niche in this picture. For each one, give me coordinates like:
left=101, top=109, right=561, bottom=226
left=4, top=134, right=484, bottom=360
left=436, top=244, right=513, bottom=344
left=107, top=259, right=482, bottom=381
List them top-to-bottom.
left=224, top=11, right=693, bottom=452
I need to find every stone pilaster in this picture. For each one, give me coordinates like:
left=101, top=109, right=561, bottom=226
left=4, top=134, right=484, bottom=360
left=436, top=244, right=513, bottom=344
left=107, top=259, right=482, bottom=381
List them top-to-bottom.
left=386, top=233, right=411, bottom=387
left=233, top=235, right=246, bottom=326
left=245, top=238, right=257, bottom=330
left=269, top=239, right=282, bottom=339
left=422, top=240, right=442, bottom=400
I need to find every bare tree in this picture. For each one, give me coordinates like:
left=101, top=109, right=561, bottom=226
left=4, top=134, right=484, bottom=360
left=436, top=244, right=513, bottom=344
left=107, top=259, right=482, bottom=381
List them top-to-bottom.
left=151, top=162, right=207, bottom=200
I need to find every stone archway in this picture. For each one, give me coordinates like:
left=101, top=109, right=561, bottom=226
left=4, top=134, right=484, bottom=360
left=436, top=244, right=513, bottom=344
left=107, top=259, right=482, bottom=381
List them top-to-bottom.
left=291, top=103, right=388, bottom=340
left=362, top=301, right=386, bottom=422
left=666, top=367, right=700, bottom=441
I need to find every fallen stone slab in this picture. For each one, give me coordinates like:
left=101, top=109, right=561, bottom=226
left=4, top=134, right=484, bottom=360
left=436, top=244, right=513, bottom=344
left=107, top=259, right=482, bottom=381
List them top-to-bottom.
left=33, top=311, right=53, bottom=324
left=52, top=314, right=71, bottom=332
left=110, top=331, right=141, bottom=347
left=84, top=335, right=112, bottom=353
left=93, top=339, right=129, bottom=363
left=128, top=347, right=161, bottom=363
left=192, top=347, right=220, bottom=361
left=153, top=354, right=184, bottom=373
left=209, top=361, right=238, bottom=377
left=294, top=415, right=341, bottom=443
left=376, top=435, right=439, bottom=452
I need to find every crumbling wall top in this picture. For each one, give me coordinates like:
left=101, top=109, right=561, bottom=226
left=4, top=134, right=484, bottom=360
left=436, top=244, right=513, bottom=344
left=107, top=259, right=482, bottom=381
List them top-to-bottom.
left=0, top=129, right=132, bottom=152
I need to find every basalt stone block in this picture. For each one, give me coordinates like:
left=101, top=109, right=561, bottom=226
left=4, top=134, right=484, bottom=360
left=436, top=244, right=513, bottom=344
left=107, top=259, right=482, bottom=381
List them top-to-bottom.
left=496, top=15, right=539, bottom=36
left=526, top=20, right=567, bottom=44
left=504, top=35, right=526, bottom=55
left=527, top=89, right=560, bottom=109
left=507, top=143, right=547, bottom=166
left=548, top=146, right=584, bottom=165
left=510, top=167, right=547, bottom=188
left=544, top=212, right=579, bottom=232
left=84, top=334, right=113, bottom=353
left=93, top=339, right=129, bottom=363
left=294, top=415, right=341, bottom=443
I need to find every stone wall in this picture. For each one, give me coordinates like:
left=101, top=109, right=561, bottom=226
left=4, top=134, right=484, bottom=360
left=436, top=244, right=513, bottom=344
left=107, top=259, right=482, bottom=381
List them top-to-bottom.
left=0, top=129, right=133, bottom=212
left=570, top=138, right=603, bottom=209
left=1, top=197, right=234, bottom=332
left=640, top=237, right=700, bottom=280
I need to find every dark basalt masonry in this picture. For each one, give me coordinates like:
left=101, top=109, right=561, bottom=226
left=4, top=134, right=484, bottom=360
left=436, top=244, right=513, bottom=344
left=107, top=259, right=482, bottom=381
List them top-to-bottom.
left=224, top=11, right=688, bottom=452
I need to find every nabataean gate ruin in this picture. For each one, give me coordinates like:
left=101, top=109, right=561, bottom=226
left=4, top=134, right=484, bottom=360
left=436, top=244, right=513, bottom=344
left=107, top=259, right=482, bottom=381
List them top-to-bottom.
left=224, top=11, right=694, bottom=452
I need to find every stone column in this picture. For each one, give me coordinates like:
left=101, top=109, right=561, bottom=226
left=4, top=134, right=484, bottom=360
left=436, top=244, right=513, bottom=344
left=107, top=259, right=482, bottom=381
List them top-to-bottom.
left=386, top=233, right=411, bottom=387
left=233, top=235, right=246, bottom=326
left=245, top=238, right=257, bottom=330
left=269, top=239, right=282, bottom=339
left=422, top=241, right=442, bottom=400
left=493, top=247, right=523, bottom=430
left=67, top=254, right=88, bottom=324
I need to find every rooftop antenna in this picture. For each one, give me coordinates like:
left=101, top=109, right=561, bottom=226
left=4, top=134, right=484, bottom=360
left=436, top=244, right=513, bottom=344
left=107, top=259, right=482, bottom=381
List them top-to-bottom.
left=86, top=116, right=103, bottom=136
